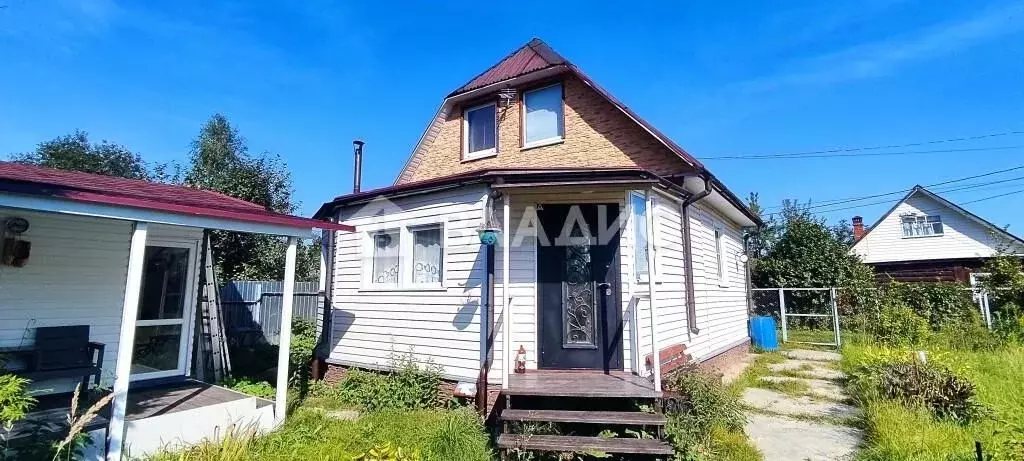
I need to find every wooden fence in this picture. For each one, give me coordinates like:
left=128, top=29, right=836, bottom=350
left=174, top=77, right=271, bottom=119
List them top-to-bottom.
left=219, top=280, right=320, bottom=346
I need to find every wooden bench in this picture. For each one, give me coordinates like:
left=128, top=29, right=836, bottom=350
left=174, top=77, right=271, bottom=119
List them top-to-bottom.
left=3, top=325, right=105, bottom=392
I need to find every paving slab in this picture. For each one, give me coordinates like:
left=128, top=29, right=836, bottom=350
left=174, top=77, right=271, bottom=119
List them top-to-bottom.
left=785, top=349, right=842, bottom=362
left=768, top=359, right=844, bottom=380
left=761, top=376, right=847, bottom=401
left=742, top=388, right=858, bottom=419
left=745, top=413, right=860, bottom=461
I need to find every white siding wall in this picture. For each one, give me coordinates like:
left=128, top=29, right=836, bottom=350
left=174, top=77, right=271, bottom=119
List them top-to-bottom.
left=324, top=185, right=752, bottom=384
left=327, top=186, right=489, bottom=382
left=853, top=193, right=1021, bottom=264
left=635, top=194, right=750, bottom=369
left=684, top=203, right=750, bottom=360
left=0, top=207, right=202, bottom=393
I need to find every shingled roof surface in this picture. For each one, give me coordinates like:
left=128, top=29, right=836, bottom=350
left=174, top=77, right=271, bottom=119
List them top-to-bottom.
left=448, top=38, right=566, bottom=97
left=0, top=161, right=351, bottom=232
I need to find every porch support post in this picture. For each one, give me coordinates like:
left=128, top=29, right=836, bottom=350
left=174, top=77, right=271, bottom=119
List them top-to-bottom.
left=644, top=191, right=662, bottom=393
left=501, top=193, right=511, bottom=389
left=106, top=222, right=148, bottom=461
left=274, top=237, right=299, bottom=425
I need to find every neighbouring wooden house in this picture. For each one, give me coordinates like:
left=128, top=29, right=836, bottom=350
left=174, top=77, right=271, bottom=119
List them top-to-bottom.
left=314, top=39, right=760, bottom=455
left=0, top=161, right=351, bottom=460
left=850, top=185, right=1024, bottom=283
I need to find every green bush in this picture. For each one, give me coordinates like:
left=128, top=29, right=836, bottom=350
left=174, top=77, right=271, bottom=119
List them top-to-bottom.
left=871, top=301, right=933, bottom=347
left=289, top=319, right=317, bottom=390
left=327, top=356, right=445, bottom=412
left=875, top=360, right=986, bottom=424
left=664, top=366, right=745, bottom=461
left=0, top=374, right=34, bottom=431
left=222, top=377, right=276, bottom=400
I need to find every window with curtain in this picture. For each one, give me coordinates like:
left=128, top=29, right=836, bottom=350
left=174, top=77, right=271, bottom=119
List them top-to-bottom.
left=523, top=84, right=564, bottom=146
left=464, top=103, right=496, bottom=158
left=632, top=193, right=650, bottom=282
left=901, top=214, right=943, bottom=237
left=412, top=225, right=443, bottom=285
left=371, top=229, right=400, bottom=285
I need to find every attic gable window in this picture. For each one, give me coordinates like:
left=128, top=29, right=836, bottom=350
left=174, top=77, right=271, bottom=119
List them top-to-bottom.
left=523, top=83, right=564, bottom=148
left=463, top=102, right=497, bottom=160
left=901, top=214, right=943, bottom=238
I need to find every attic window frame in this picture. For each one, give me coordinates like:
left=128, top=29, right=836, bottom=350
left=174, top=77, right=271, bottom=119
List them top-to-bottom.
left=521, top=82, right=565, bottom=149
left=462, top=102, right=498, bottom=161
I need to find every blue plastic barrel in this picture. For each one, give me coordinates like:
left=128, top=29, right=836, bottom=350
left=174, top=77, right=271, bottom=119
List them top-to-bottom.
left=749, top=316, right=779, bottom=351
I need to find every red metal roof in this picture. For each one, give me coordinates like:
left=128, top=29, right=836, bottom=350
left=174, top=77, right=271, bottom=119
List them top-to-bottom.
left=449, top=38, right=565, bottom=97
left=0, top=161, right=352, bottom=232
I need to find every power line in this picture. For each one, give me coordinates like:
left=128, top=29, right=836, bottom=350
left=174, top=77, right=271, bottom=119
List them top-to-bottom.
left=697, top=130, right=1024, bottom=160
left=701, top=145, right=1024, bottom=160
left=762, top=164, right=1024, bottom=211
left=813, top=188, right=1024, bottom=215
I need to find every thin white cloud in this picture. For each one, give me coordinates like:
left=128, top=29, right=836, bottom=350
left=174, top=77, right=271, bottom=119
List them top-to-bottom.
left=742, top=1, right=1024, bottom=92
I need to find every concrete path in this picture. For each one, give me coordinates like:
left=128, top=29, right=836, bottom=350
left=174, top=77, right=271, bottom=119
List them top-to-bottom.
left=742, top=349, right=861, bottom=461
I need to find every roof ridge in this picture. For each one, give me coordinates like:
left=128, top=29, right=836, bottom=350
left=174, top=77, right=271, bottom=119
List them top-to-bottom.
left=447, top=38, right=566, bottom=97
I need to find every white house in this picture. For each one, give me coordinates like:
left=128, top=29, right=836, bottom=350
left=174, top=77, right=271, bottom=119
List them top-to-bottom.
left=313, top=39, right=760, bottom=417
left=0, top=161, right=351, bottom=460
left=850, top=185, right=1024, bottom=283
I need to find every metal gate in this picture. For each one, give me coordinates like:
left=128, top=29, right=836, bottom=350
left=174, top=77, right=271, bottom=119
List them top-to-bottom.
left=752, top=288, right=842, bottom=348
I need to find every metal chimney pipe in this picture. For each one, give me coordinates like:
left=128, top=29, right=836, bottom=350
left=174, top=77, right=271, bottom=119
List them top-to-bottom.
left=352, top=140, right=364, bottom=194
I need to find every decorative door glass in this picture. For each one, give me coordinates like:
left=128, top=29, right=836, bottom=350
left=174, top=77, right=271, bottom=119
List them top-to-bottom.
left=562, top=225, right=597, bottom=348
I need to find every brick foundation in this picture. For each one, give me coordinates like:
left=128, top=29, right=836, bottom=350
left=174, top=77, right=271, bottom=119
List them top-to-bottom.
left=696, top=339, right=752, bottom=377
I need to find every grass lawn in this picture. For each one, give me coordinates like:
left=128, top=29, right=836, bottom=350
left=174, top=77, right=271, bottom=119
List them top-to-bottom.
left=842, top=343, right=1024, bottom=460
left=146, top=404, right=493, bottom=461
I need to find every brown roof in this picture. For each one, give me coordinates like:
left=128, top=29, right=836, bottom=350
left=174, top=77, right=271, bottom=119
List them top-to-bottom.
left=448, top=38, right=565, bottom=97
left=0, top=161, right=353, bottom=232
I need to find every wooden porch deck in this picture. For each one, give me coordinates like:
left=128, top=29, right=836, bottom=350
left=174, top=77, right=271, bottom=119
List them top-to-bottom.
left=504, top=371, right=661, bottom=398
left=4, top=380, right=269, bottom=441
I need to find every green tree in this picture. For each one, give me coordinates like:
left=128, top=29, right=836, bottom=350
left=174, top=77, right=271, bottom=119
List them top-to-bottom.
left=183, top=114, right=320, bottom=281
left=12, top=130, right=153, bottom=180
left=751, top=200, right=874, bottom=289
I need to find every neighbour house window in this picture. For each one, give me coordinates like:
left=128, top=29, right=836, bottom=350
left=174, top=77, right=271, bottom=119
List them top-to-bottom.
left=523, top=84, right=564, bottom=147
left=464, top=103, right=497, bottom=159
left=632, top=192, right=650, bottom=282
left=901, top=214, right=943, bottom=238
left=366, top=223, right=445, bottom=289
left=411, top=225, right=443, bottom=285
left=371, top=230, right=400, bottom=285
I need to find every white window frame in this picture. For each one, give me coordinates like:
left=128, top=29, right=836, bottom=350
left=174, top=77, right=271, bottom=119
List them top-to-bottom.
left=521, top=83, right=565, bottom=149
left=463, top=102, right=498, bottom=161
left=631, top=191, right=659, bottom=284
left=901, top=214, right=944, bottom=238
left=361, top=219, right=448, bottom=291
left=406, top=223, right=445, bottom=290
left=714, top=225, right=730, bottom=288
left=366, top=228, right=401, bottom=289
left=130, top=238, right=200, bottom=382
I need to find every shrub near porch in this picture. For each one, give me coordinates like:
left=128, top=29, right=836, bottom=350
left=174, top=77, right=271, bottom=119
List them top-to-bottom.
left=148, top=356, right=493, bottom=461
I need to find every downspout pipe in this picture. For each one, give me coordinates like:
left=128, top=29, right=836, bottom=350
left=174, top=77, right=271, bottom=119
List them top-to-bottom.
left=681, top=174, right=713, bottom=335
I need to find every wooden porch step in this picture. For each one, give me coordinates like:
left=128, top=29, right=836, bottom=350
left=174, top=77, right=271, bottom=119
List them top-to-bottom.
left=505, top=373, right=661, bottom=399
left=501, top=409, right=666, bottom=426
left=497, top=434, right=674, bottom=455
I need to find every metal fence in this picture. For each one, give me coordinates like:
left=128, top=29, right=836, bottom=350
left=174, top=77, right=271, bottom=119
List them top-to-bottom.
left=219, top=280, right=321, bottom=346
left=751, top=286, right=1002, bottom=348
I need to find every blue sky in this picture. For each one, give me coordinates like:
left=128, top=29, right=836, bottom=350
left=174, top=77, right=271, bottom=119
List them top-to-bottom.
left=2, top=0, right=1023, bottom=233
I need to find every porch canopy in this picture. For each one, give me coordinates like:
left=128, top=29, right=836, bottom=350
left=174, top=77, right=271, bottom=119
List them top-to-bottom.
left=0, top=162, right=352, bottom=460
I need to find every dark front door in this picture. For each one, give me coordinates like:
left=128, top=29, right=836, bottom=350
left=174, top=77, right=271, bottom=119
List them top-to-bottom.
left=537, top=204, right=624, bottom=371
